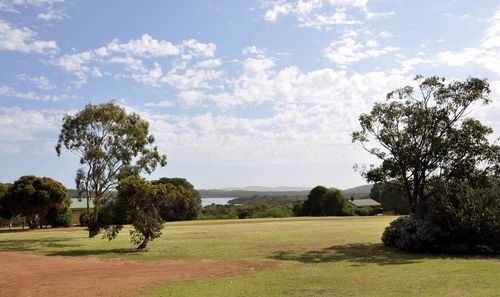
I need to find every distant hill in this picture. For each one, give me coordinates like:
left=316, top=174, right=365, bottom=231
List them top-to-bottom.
left=199, top=184, right=373, bottom=199
left=341, top=184, right=373, bottom=199
left=221, top=186, right=311, bottom=192
left=199, top=189, right=310, bottom=198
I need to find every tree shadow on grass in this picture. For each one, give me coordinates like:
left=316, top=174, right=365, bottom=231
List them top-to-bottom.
left=0, top=237, right=137, bottom=257
left=0, top=237, right=79, bottom=252
left=270, top=243, right=428, bottom=266
left=47, top=248, right=139, bottom=257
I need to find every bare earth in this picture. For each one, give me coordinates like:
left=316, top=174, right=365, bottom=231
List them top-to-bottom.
left=0, top=251, right=273, bottom=297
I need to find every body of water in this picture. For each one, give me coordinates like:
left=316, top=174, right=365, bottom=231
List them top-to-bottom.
left=201, top=197, right=236, bottom=207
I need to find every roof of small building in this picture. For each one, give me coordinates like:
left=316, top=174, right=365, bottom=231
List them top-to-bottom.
left=70, top=197, right=94, bottom=209
left=349, top=198, right=381, bottom=207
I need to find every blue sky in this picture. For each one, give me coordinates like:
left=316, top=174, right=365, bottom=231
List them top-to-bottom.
left=1, top=0, right=500, bottom=190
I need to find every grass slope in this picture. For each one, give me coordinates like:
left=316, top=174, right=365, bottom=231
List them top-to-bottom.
left=0, top=216, right=499, bottom=296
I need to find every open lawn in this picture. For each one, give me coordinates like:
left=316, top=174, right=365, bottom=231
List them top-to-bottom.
left=0, top=216, right=499, bottom=296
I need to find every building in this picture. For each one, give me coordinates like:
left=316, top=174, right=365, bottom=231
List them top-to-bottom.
left=69, top=198, right=94, bottom=225
left=349, top=198, right=381, bottom=207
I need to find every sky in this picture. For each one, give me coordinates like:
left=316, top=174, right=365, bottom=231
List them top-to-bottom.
left=1, top=0, right=500, bottom=190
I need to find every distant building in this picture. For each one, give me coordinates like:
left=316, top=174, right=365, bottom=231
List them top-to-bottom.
left=69, top=198, right=94, bottom=225
left=348, top=198, right=382, bottom=208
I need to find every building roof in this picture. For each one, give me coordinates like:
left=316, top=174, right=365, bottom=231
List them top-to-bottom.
left=70, top=197, right=94, bottom=209
left=349, top=198, right=381, bottom=207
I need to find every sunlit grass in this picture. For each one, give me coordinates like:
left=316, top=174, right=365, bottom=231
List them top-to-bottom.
left=1, top=216, right=499, bottom=296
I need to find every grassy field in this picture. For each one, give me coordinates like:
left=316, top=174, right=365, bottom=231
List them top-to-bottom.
left=1, top=216, right=499, bottom=296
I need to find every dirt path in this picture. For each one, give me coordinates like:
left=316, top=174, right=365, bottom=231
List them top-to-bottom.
left=0, top=251, right=273, bottom=297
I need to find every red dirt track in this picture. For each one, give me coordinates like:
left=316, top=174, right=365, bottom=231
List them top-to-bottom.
left=0, top=251, right=272, bottom=297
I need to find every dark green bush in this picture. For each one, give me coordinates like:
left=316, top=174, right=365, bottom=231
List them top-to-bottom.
left=252, top=206, right=291, bottom=218
left=354, top=207, right=371, bottom=216
left=52, top=210, right=73, bottom=227
left=79, top=212, right=91, bottom=226
left=382, top=216, right=445, bottom=253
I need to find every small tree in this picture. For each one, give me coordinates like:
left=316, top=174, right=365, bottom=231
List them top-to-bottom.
left=56, top=102, right=166, bottom=237
left=0, top=176, right=70, bottom=228
left=114, top=176, right=165, bottom=249
left=153, top=177, right=201, bottom=221
left=301, top=186, right=352, bottom=216
left=301, top=186, right=328, bottom=216
left=322, top=189, right=352, bottom=216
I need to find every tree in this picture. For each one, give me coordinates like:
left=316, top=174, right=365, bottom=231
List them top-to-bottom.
left=354, top=75, right=500, bottom=253
left=352, top=76, right=495, bottom=214
left=56, top=102, right=166, bottom=237
left=0, top=176, right=70, bottom=228
left=113, top=176, right=165, bottom=249
left=153, top=177, right=201, bottom=221
left=369, top=182, right=410, bottom=214
left=301, top=186, right=353, bottom=216
left=301, top=186, right=328, bottom=215
left=321, top=189, right=352, bottom=216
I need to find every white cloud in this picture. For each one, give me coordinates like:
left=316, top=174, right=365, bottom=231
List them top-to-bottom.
left=0, top=0, right=68, bottom=21
left=261, top=0, right=393, bottom=29
left=437, top=8, right=500, bottom=75
left=37, top=9, right=67, bottom=20
left=0, top=19, right=58, bottom=53
left=324, top=30, right=398, bottom=65
left=54, top=34, right=221, bottom=88
left=106, top=34, right=180, bottom=57
left=242, top=45, right=266, bottom=55
left=195, top=58, right=222, bottom=68
left=398, top=58, right=426, bottom=74
left=128, top=68, right=409, bottom=165
left=17, top=74, right=54, bottom=90
left=0, top=84, right=77, bottom=100
left=144, top=100, right=175, bottom=108
left=0, top=106, right=60, bottom=151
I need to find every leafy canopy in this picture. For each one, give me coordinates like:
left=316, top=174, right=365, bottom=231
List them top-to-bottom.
left=352, top=75, right=497, bottom=212
left=56, top=102, right=166, bottom=236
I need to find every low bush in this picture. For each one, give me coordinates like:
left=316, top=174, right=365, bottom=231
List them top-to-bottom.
left=51, top=210, right=73, bottom=227
left=79, top=212, right=91, bottom=227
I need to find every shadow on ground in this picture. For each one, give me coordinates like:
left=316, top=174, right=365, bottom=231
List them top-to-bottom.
left=0, top=237, right=138, bottom=257
left=271, top=243, right=428, bottom=265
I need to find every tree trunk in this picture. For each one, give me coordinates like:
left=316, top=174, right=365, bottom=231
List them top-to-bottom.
left=137, top=238, right=149, bottom=250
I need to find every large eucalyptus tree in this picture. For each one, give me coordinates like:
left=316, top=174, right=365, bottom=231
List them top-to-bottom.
left=56, top=102, right=166, bottom=237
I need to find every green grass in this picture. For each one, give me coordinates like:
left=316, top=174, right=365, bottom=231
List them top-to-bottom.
left=1, top=216, right=499, bottom=296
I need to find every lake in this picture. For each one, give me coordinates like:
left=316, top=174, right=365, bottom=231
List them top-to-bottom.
left=201, top=197, right=236, bottom=207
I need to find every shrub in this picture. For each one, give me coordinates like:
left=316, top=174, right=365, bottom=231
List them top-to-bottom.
left=253, top=206, right=291, bottom=218
left=354, top=207, right=371, bottom=216
left=51, top=210, right=73, bottom=227
left=79, top=212, right=91, bottom=227
left=382, top=215, right=498, bottom=254
left=382, top=216, right=445, bottom=253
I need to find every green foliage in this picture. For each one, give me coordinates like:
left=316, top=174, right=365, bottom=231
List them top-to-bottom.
left=354, top=75, right=500, bottom=254
left=352, top=76, right=494, bottom=213
left=56, top=102, right=166, bottom=237
left=0, top=176, right=70, bottom=228
left=114, top=176, right=165, bottom=249
left=153, top=177, right=201, bottom=221
left=424, top=179, right=500, bottom=252
left=370, top=182, right=410, bottom=214
left=301, top=186, right=354, bottom=216
left=229, top=195, right=306, bottom=205
left=199, top=203, right=292, bottom=220
left=198, top=205, right=239, bottom=220
left=353, top=207, right=371, bottom=216
left=47, top=209, right=73, bottom=227
left=79, top=212, right=92, bottom=227
left=382, top=216, right=445, bottom=253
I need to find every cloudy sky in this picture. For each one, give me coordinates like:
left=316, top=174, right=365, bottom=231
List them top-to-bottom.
left=1, top=0, right=500, bottom=190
